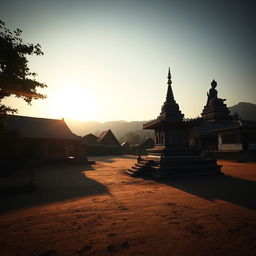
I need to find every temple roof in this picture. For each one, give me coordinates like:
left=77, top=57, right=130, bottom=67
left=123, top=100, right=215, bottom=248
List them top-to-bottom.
left=143, top=69, right=184, bottom=129
left=159, top=69, right=184, bottom=122
left=4, top=115, right=80, bottom=140
left=211, top=120, right=256, bottom=133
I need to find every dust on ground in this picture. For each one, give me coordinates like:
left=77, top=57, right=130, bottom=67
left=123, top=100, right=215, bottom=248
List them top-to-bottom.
left=0, top=156, right=256, bottom=256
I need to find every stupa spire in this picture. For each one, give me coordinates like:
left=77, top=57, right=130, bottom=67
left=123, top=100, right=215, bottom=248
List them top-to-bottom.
left=166, top=67, right=174, bottom=100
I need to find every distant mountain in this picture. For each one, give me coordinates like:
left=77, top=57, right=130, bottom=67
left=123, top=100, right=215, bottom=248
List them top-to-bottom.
left=66, top=102, right=256, bottom=139
left=229, top=102, right=256, bottom=121
left=65, top=119, right=154, bottom=140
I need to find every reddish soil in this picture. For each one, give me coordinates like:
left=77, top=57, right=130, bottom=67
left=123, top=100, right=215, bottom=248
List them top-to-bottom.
left=0, top=156, right=256, bottom=256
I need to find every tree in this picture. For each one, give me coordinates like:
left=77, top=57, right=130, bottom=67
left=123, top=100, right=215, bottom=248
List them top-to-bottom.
left=0, top=20, right=47, bottom=114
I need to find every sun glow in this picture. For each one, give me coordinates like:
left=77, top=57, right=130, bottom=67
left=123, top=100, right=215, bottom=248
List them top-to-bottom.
left=50, top=85, right=97, bottom=121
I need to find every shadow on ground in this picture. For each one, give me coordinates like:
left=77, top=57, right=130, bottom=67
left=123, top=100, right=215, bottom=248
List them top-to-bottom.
left=94, top=155, right=137, bottom=163
left=0, top=164, right=108, bottom=213
left=162, top=175, right=256, bottom=210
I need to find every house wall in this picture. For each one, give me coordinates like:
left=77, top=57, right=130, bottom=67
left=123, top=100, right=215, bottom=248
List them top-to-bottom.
left=218, top=131, right=242, bottom=151
left=13, top=139, right=75, bottom=161
left=219, top=143, right=243, bottom=151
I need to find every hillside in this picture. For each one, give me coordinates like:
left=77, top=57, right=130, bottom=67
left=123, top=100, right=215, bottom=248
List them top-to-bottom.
left=66, top=102, right=256, bottom=139
left=229, top=102, right=256, bottom=121
left=65, top=119, right=154, bottom=141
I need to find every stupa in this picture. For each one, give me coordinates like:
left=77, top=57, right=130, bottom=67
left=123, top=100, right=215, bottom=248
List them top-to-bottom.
left=127, top=69, right=222, bottom=178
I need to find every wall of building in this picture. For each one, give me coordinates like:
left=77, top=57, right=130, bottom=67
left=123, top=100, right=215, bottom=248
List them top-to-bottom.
left=218, top=131, right=243, bottom=151
left=219, top=143, right=243, bottom=151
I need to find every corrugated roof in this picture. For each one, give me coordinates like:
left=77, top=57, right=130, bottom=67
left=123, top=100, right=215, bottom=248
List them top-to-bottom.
left=5, top=115, right=80, bottom=140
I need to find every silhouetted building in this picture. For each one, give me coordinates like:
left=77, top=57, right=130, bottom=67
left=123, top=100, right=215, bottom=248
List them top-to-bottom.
left=127, top=69, right=221, bottom=178
left=201, top=79, right=232, bottom=122
left=189, top=80, right=236, bottom=151
left=0, top=115, right=84, bottom=162
left=211, top=120, right=256, bottom=161
left=82, top=129, right=122, bottom=155
left=98, top=129, right=122, bottom=155
left=83, top=133, right=102, bottom=155
left=140, top=137, right=155, bottom=151
left=129, top=138, right=155, bottom=155
left=121, top=141, right=131, bottom=154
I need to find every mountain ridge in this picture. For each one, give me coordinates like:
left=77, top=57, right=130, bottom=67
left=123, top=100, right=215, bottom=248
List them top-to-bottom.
left=66, top=102, right=256, bottom=138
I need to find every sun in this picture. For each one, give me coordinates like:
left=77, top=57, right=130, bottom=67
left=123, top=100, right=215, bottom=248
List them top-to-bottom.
left=50, top=86, right=97, bottom=121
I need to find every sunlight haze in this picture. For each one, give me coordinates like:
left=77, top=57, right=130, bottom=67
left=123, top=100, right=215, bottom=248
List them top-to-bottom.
left=1, top=0, right=255, bottom=121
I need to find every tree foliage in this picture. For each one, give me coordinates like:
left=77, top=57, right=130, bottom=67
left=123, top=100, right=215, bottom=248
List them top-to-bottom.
left=0, top=20, right=47, bottom=114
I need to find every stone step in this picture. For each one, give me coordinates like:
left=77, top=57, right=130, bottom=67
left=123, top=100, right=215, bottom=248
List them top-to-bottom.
left=159, top=158, right=216, bottom=164
left=135, top=162, right=147, bottom=168
left=152, top=164, right=221, bottom=170
left=126, top=165, right=152, bottom=176
left=126, top=168, right=144, bottom=177
left=125, top=169, right=137, bottom=176
left=152, top=170, right=223, bottom=179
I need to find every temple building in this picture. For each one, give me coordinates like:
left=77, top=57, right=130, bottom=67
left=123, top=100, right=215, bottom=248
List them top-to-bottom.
left=127, top=69, right=222, bottom=178
left=189, top=79, right=235, bottom=151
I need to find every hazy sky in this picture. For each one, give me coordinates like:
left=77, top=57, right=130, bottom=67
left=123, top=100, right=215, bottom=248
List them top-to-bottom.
left=1, top=0, right=255, bottom=121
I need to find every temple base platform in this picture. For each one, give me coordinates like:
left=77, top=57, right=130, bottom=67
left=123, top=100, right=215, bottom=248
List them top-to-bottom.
left=126, top=153, right=222, bottom=179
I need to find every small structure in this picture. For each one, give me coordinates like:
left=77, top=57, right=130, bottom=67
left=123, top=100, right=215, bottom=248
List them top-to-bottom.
left=127, top=69, right=222, bottom=178
left=0, top=115, right=85, bottom=162
left=212, top=120, right=256, bottom=161
left=82, top=129, right=122, bottom=155
left=98, top=129, right=122, bottom=155
left=83, top=133, right=102, bottom=155
left=140, top=137, right=155, bottom=152
left=129, top=138, right=155, bottom=155
left=121, top=141, right=131, bottom=154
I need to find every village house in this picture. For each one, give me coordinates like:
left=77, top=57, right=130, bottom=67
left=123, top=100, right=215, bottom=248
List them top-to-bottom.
left=0, top=115, right=85, bottom=162
left=212, top=120, right=256, bottom=160
left=82, top=129, right=122, bottom=155
left=130, top=137, right=155, bottom=155
left=121, top=141, right=131, bottom=154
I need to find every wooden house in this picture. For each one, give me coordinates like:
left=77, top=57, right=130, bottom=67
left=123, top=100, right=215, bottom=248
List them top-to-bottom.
left=0, top=115, right=83, bottom=162
left=82, top=129, right=122, bottom=155
left=97, top=129, right=122, bottom=155
left=83, top=133, right=102, bottom=155
left=121, top=141, right=131, bottom=154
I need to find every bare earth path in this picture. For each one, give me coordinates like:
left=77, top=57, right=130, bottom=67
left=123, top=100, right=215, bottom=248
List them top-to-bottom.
left=0, top=156, right=256, bottom=256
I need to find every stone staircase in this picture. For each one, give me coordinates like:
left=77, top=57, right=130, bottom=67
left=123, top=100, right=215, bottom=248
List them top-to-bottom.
left=126, top=155, right=222, bottom=178
left=150, top=158, right=222, bottom=179
left=126, top=159, right=156, bottom=177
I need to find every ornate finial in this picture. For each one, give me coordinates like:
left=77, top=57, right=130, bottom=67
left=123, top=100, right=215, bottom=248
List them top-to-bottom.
left=165, top=67, right=174, bottom=101
left=167, top=67, right=172, bottom=85
left=211, top=79, right=217, bottom=88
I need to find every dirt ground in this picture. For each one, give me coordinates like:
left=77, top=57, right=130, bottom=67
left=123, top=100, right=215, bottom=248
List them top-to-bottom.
left=0, top=156, right=256, bottom=256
